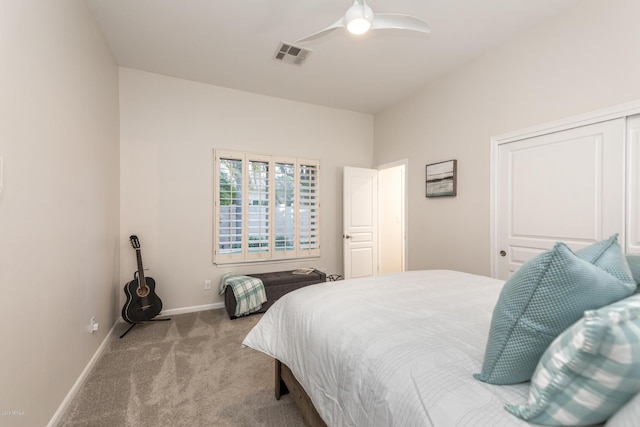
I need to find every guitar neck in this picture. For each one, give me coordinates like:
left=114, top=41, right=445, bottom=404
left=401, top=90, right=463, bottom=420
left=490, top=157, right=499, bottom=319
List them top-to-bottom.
left=135, top=249, right=146, bottom=289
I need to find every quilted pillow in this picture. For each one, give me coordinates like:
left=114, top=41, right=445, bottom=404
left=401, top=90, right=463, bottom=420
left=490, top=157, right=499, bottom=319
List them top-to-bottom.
left=576, top=234, right=634, bottom=285
left=474, top=241, right=636, bottom=385
left=625, top=254, right=640, bottom=293
left=506, top=294, right=640, bottom=426
left=605, top=390, right=640, bottom=427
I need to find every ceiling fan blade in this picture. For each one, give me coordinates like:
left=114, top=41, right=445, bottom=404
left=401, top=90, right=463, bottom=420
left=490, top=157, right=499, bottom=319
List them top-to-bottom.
left=372, top=14, right=431, bottom=34
left=296, top=18, right=345, bottom=43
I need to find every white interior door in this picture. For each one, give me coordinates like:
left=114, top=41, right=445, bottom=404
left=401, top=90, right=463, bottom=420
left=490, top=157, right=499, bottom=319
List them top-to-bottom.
left=495, top=118, right=626, bottom=279
left=343, top=167, right=378, bottom=279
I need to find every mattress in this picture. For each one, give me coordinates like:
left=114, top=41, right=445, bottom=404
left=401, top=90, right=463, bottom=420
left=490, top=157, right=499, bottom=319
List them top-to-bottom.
left=243, top=270, right=533, bottom=427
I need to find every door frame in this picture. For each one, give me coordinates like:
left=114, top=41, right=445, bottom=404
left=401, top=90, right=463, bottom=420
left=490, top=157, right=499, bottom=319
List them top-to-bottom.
left=490, top=99, right=640, bottom=278
left=342, top=159, right=408, bottom=279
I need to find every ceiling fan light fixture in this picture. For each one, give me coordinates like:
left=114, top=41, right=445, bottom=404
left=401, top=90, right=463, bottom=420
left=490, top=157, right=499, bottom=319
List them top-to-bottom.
left=294, top=0, right=430, bottom=44
left=345, top=2, right=374, bottom=35
left=346, top=17, right=371, bottom=34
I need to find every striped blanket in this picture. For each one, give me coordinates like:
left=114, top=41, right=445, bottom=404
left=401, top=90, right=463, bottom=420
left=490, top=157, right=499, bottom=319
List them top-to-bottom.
left=219, top=273, right=267, bottom=317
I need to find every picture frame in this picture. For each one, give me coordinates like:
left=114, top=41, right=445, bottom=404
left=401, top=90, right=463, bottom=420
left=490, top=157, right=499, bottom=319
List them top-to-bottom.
left=426, top=159, right=457, bottom=197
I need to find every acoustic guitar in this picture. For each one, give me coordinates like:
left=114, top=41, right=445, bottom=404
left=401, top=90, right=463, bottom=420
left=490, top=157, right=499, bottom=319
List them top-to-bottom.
left=121, top=235, right=163, bottom=324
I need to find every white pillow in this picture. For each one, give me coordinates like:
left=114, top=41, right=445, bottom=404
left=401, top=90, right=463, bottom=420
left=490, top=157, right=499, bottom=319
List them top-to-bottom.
left=605, top=390, right=640, bottom=426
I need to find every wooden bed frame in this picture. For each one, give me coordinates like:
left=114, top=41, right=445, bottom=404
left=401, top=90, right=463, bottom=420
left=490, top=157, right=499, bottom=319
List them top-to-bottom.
left=275, top=359, right=327, bottom=427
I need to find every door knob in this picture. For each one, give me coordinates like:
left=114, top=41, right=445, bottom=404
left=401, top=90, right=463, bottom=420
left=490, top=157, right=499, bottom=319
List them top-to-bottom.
left=343, top=234, right=351, bottom=239
left=499, top=250, right=507, bottom=257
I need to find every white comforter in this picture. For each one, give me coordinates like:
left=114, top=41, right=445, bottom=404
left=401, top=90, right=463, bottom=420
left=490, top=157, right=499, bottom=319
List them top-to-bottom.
left=243, top=270, right=532, bottom=427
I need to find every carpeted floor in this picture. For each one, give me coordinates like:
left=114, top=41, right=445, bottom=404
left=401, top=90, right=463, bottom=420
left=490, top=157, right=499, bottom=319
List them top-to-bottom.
left=58, top=309, right=305, bottom=427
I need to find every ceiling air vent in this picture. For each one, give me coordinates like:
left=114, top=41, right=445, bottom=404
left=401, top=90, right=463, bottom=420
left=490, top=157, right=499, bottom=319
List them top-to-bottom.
left=274, top=42, right=312, bottom=66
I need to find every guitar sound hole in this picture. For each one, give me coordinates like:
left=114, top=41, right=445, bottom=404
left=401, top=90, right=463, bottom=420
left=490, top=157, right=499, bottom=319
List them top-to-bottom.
left=136, top=286, right=150, bottom=298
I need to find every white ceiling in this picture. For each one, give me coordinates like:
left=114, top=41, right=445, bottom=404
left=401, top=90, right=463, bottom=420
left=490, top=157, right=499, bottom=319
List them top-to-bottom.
left=86, top=0, right=581, bottom=114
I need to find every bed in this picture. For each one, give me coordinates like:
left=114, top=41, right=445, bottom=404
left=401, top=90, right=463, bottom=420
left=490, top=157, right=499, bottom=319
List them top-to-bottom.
left=242, top=270, right=535, bottom=426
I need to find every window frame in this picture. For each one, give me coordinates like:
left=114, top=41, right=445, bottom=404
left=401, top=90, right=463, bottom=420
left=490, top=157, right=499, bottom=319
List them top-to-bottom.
left=213, top=149, right=320, bottom=264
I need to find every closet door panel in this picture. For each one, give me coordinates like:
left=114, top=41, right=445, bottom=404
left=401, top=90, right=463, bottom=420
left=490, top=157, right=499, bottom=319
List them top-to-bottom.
left=627, top=114, right=640, bottom=253
left=496, top=118, right=626, bottom=279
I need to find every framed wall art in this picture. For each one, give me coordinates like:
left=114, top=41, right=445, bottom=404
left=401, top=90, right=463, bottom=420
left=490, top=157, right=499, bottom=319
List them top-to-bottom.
left=426, top=159, right=457, bottom=197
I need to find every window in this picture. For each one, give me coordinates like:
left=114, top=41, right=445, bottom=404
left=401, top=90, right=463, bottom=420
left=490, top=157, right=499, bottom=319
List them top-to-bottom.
left=214, top=150, right=320, bottom=263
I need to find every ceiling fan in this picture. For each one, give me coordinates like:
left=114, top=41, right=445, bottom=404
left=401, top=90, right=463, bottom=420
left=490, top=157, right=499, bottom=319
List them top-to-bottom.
left=295, top=0, right=431, bottom=43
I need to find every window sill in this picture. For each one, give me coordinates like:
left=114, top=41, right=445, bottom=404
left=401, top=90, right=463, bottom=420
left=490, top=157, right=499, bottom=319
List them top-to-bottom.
left=213, top=256, right=320, bottom=268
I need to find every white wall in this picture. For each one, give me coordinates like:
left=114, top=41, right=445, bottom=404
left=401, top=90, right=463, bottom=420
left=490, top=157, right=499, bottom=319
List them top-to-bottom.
left=7, top=0, right=636, bottom=424
left=374, top=0, right=640, bottom=276
left=0, top=1, right=120, bottom=426
left=119, top=68, right=373, bottom=311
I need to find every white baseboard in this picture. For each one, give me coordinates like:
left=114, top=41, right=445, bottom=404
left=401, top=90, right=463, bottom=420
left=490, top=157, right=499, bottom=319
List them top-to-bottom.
left=47, top=301, right=225, bottom=426
left=159, top=302, right=224, bottom=316
left=46, top=321, right=119, bottom=427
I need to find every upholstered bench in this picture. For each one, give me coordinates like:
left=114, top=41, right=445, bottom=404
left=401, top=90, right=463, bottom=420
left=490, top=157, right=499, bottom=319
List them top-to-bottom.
left=224, top=269, right=326, bottom=319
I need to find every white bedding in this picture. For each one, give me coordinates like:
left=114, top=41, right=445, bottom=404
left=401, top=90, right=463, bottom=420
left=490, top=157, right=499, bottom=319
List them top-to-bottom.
left=242, top=270, right=533, bottom=427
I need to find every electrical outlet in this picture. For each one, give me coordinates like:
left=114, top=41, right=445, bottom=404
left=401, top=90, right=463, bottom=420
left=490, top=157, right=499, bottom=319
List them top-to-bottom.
left=204, top=280, right=212, bottom=290
left=90, top=317, right=99, bottom=333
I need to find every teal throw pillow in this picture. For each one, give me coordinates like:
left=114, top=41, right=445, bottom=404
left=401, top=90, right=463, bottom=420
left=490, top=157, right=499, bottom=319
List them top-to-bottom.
left=576, top=234, right=634, bottom=285
left=474, top=242, right=636, bottom=385
left=625, top=254, right=640, bottom=293
left=506, top=294, right=640, bottom=426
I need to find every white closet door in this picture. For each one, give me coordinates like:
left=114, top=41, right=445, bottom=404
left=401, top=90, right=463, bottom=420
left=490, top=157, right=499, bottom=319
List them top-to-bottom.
left=627, top=114, right=640, bottom=253
left=496, top=118, right=626, bottom=279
